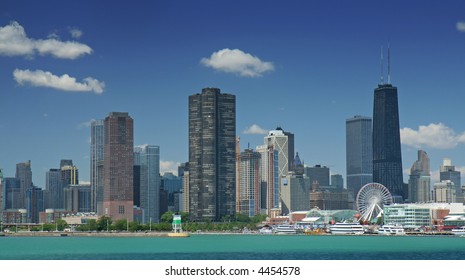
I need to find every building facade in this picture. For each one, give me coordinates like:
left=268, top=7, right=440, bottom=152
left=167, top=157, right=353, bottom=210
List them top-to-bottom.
left=372, top=84, right=404, bottom=201
left=188, top=88, right=236, bottom=221
left=102, top=112, right=134, bottom=221
left=346, top=115, right=372, bottom=197
left=90, top=119, right=105, bottom=213
left=265, top=127, right=290, bottom=182
left=256, top=144, right=279, bottom=215
left=135, top=145, right=161, bottom=224
left=238, top=149, right=261, bottom=217
left=408, top=150, right=431, bottom=203
left=281, top=154, right=311, bottom=214
left=440, top=158, right=462, bottom=203
left=16, top=160, right=32, bottom=209
left=305, top=165, right=330, bottom=187
left=45, top=169, right=62, bottom=209
left=161, top=172, right=182, bottom=212
left=331, top=174, right=344, bottom=190
left=2, top=177, right=21, bottom=210
left=433, top=180, right=456, bottom=203
left=63, top=184, right=91, bottom=213
left=383, top=204, right=431, bottom=229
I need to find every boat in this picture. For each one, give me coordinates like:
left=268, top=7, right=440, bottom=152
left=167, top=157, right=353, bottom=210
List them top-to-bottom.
left=329, top=222, right=364, bottom=235
left=273, top=224, right=297, bottom=234
left=377, top=224, right=405, bottom=235
left=259, top=226, right=273, bottom=234
left=451, top=226, right=465, bottom=236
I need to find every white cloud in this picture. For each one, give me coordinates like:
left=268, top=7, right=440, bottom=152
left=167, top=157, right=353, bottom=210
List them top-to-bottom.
left=0, top=21, right=91, bottom=59
left=0, top=21, right=35, bottom=56
left=457, top=21, right=465, bottom=32
left=69, top=28, right=83, bottom=39
left=35, top=38, right=91, bottom=59
left=201, top=48, right=274, bottom=77
left=13, top=69, right=105, bottom=94
left=400, top=123, right=465, bottom=149
left=243, top=124, right=268, bottom=135
left=160, top=160, right=180, bottom=176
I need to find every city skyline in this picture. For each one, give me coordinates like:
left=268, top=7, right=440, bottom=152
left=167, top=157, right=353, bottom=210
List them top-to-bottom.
left=1, top=1, right=465, bottom=188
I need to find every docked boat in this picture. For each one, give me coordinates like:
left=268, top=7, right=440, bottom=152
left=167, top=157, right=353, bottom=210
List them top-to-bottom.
left=329, top=222, right=364, bottom=235
left=273, top=224, right=297, bottom=234
left=377, top=224, right=405, bottom=235
left=259, top=226, right=273, bottom=234
left=451, top=226, right=465, bottom=235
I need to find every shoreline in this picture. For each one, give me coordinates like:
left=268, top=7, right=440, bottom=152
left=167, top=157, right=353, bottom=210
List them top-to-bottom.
left=0, top=231, right=457, bottom=237
left=0, top=231, right=190, bottom=238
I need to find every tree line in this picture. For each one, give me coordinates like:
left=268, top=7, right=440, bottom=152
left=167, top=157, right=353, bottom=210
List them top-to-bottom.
left=23, top=211, right=268, bottom=232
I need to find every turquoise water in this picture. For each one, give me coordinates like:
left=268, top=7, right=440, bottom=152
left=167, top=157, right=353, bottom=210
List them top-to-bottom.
left=1, top=234, right=465, bottom=260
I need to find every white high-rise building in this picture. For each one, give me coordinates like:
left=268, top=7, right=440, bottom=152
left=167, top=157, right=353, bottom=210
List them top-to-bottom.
left=262, top=127, right=293, bottom=215
left=265, top=127, right=289, bottom=179
left=256, top=144, right=278, bottom=216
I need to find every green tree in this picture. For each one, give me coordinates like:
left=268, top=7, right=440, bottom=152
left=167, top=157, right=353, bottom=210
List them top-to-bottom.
left=161, top=211, right=175, bottom=223
left=180, top=212, right=189, bottom=222
left=234, top=213, right=251, bottom=223
left=252, top=214, right=268, bottom=223
left=97, top=216, right=112, bottom=231
left=56, top=219, right=68, bottom=231
left=113, top=219, right=128, bottom=231
left=128, top=222, right=141, bottom=232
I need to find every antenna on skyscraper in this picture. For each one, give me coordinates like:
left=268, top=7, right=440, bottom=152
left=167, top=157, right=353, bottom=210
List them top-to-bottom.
left=387, top=42, right=391, bottom=84
left=380, top=45, right=384, bottom=85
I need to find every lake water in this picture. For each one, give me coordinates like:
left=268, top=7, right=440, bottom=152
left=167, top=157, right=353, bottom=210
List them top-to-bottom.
left=1, top=234, right=465, bottom=260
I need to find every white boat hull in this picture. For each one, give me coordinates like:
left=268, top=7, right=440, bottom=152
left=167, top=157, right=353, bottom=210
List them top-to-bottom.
left=330, top=223, right=365, bottom=235
left=451, top=228, right=465, bottom=235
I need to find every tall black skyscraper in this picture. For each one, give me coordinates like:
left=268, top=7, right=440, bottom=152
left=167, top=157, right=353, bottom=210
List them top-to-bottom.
left=372, top=49, right=404, bottom=200
left=189, top=88, right=236, bottom=221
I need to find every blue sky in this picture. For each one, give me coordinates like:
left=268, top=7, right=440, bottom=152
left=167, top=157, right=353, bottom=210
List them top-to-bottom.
left=1, top=0, right=465, bottom=188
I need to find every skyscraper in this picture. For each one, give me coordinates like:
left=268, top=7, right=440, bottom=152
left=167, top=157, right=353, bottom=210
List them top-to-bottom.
left=372, top=54, right=404, bottom=200
left=189, top=88, right=236, bottom=221
left=102, top=112, right=134, bottom=221
left=346, top=115, right=373, bottom=197
left=90, top=119, right=104, bottom=213
left=264, top=127, right=292, bottom=214
left=265, top=127, right=290, bottom=180
left=283, top=130, right=295, bottom=172
left=256, top=144, right=279, bottom=215
left=135, top=145, right=161, bottom=224
left=238, top=149, right=261, bottom=217
left=408, top=150, right=431, bottom=203
left=281, top=153, right=310, bottom=214
left=440, top=158, right=462, bottom=203
left=16, top=160, right=32, bottom=209
left=61, top=163, right=78, bottom=187
left=305, top=165, right=330, bottom=187
left=45, top=168, right=62, bottom=209
left=331, top=174, right=344, bottom=190
left=2, top=177, right=21, bottom=210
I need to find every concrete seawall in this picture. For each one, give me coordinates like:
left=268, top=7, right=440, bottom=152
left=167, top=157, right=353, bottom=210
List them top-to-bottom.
left=1, top=231, right=189, bottom=238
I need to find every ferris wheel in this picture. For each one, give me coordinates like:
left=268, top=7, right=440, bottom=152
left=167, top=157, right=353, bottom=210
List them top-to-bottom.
left=356, top=183, right=393, bottom=223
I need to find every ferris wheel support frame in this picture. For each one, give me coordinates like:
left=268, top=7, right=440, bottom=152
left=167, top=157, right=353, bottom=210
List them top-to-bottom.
left=356, top=183, right=393, bottom=223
